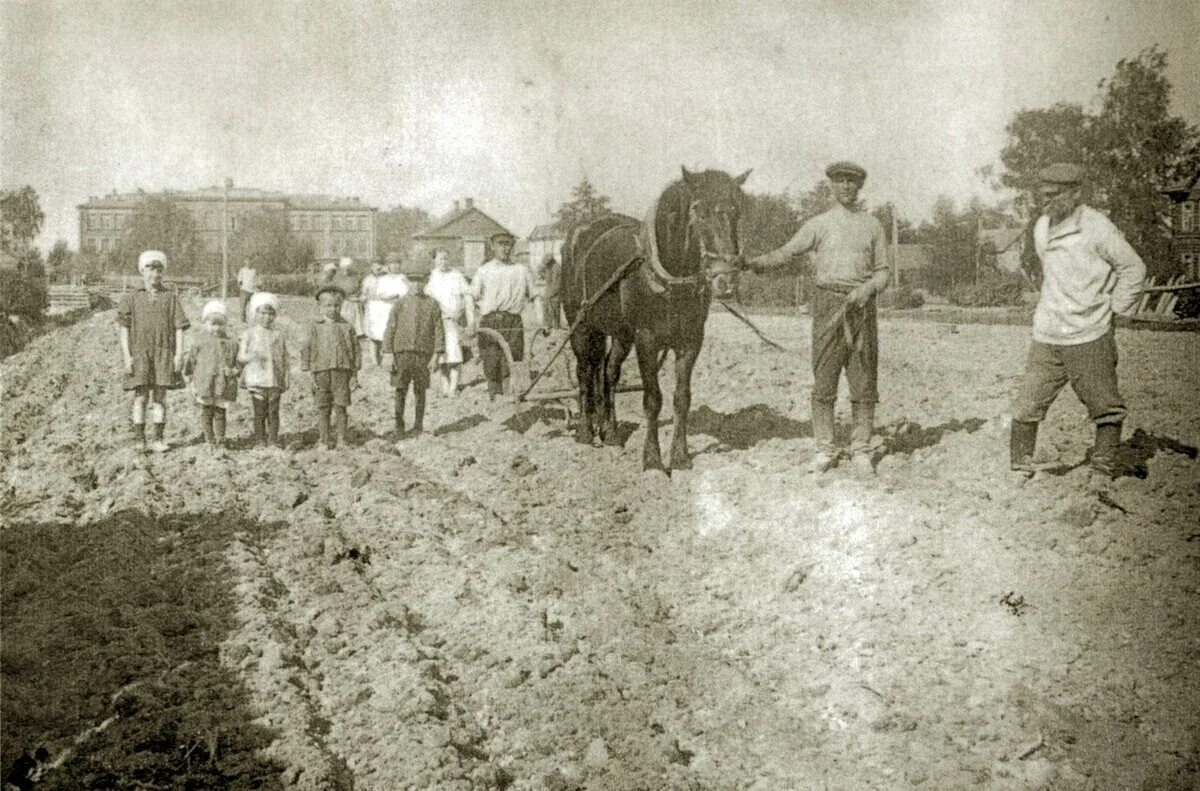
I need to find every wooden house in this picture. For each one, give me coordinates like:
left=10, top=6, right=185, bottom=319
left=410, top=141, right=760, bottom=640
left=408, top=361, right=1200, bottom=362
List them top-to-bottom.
left=1162, top=167, right=1200, bottom=279
left=409, top=197, right=515, bottom=278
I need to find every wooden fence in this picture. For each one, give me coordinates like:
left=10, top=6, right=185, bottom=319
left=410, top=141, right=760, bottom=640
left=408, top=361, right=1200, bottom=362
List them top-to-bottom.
left=1132, top=275, right=1200, bottom=322
left=47, top=285, right=91, bottom=315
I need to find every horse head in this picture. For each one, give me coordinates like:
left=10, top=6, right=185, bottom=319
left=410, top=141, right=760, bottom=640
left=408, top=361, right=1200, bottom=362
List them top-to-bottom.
left=675, top=166, right=751, bottom=299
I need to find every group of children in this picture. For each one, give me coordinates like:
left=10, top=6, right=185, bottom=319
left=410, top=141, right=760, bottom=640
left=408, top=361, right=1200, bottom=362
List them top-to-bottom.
left=117, top=249, right=459, bottom=453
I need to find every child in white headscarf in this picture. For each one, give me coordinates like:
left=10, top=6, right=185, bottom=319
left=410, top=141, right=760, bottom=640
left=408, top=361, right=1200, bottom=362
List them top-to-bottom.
left=238, top=292, right=290, bottom=447
left=184, top=300, right=240, bottom=451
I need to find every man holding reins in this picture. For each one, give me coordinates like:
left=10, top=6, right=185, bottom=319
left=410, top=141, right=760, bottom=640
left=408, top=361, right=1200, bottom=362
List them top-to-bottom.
left=741, top=161, right=891, bottom=474
left=1009, top=162, right=1145, bottom=481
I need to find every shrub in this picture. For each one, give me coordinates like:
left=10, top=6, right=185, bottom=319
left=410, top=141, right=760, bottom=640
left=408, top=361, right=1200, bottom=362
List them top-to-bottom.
left=947, top=270, right=1027, bottom=307
left=0, top=271, right=48, bottom=322
left=257, top=273, right=317, bottom=297
left=878, top=283, right=925, bottom=310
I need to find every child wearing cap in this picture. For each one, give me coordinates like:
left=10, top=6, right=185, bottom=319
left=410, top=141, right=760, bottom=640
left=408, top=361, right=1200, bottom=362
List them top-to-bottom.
left=117, top=250, right=190, bottom=453
left=382, top=264, right=443, bottom=437
left=301, top=286, right=361, bottom=449
left=238, top=292, right=290, bottom=447
left=184, top=300, right=241, bottom=451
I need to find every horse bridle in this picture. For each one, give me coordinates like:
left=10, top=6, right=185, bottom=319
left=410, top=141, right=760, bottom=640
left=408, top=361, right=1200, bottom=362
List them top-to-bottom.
left=684, top=200, right=742, bottom=292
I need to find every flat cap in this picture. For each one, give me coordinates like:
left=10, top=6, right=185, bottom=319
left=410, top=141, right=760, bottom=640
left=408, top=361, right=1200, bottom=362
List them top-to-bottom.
left=826, top=161, right=867, bottom=182
left=1038, top=162, right=1083, bottom=186
left=490, top=231, right=516, bottom=244
left=314, top=285, right=347, bottom=301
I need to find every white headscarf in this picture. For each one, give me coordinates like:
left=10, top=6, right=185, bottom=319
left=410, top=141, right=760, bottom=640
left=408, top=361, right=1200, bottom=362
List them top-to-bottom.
left=137, top=250, right=167, bottom=274
left=248, top=292, right=280, bottom=314
left=201, top=300, right=228, bottom=321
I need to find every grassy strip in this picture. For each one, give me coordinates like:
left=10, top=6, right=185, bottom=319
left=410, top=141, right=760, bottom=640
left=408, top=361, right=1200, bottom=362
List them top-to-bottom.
left=1, top=510, right=282, bottom=789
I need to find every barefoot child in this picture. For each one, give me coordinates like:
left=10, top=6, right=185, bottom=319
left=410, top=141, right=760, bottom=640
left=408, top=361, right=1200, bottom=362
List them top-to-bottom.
left=117, top=250, right=189, bottom=453
left=382, top=261, right=443, bottom=437
left=301, top=286, right=360, bottom=449
left=238, top=292, right=289, bottom=447
left=184, top=300, right=240, bottom=450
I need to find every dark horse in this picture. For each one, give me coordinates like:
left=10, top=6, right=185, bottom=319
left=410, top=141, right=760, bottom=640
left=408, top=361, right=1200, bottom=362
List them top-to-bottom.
left=560, top=167, right=750, bottom=471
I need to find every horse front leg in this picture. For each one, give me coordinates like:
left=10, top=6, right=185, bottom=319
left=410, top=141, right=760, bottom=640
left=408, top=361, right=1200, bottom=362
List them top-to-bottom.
left=602, top=329, right=634, bottom=446
left=634, top=333, right=665, bottom=471
left=669, top=343, right=701, bottom=470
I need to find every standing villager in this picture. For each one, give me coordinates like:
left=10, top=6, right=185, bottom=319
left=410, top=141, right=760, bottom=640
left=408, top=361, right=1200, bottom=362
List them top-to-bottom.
left=742, top=161, right=891, bottom=473
left=1010, top=163, right=1146, bottom=481
left=470, top=232, right=535, bottom=399
left=425, top=247, right=474, bottom=396
left=117, top=250, right=189, bottom=453
left=537, top=253, right=563, bottom=333
left=363, top=254, right=410, bottom=366
left=236, top=257, right=258, bottom=323
left=332, top=257, right=365, bottom=339
left=382, top=258, right=444, bottom=437
left=318, top=261, right=337, bottom=286
left=300, top=286, right=361, bottom=449
left=238, top=291, right=289, bottom=448
left=184, top=300, right=240, bottom=451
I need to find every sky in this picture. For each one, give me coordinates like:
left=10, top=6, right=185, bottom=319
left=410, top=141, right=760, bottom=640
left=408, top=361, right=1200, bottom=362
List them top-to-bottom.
left=2, top=0, right=1198, bottom=251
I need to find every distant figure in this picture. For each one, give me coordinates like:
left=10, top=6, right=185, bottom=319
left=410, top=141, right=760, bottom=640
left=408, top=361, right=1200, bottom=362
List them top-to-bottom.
left=743, top=160, right=891, bottom=474
left=1009, top=163, right=1146, bottom=482
left=470, top=232, right=535, bottom=399
left=425, top=247, right=474, bottom=396
left=117, top=250, right=189, bottom=453
left=363, top=253, right=410, bottom=365
left=538, top=253, right=563, bottom=332
left=236, top=257, right=258, bottom=322
left=332, top=257, right=364, bottom=338
left=382, top=259, right=443, bottom=437
left=318, top=261, right=337, bottom=286
left=301, top=286, right=361, bottom=449
left=238, top=292, right=289, bottom=448
left=184, top=300, right=240, bottom=452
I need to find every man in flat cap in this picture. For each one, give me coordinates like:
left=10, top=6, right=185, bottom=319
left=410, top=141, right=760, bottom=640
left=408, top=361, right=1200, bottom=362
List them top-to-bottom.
left=741, top=161, right=891, bottom=474
left=1010, top=163, right=1145, bottom=482
left=470, top=231, right=536, bottom=399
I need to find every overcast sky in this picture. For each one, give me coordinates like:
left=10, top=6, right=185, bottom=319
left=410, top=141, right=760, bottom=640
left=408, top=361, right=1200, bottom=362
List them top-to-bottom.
left=3, top=0, right=1198, bottom=250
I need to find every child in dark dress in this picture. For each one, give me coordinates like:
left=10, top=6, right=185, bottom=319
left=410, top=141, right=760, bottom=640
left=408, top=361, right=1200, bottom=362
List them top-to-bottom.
left=117, top=250, right=189, bottom=453
left=184, top=300, right=240, bottom=451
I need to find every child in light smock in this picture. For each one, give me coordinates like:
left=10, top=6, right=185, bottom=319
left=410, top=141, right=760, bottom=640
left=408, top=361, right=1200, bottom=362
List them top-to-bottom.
left=238, top=292, right=290, bottom=447
left=184, top=300, right=240, bottom=451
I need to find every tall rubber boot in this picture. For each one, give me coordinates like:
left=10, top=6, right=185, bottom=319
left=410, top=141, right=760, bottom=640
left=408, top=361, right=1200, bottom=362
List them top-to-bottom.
left=267, top=397, right=281, bottom=446
left=251, top=399, right=267, bottom=446
left=809, top=399, right=839, bottom=473
left=849, top=402, right=875, bottom=473
left=317, top=407, right=333, bottom=449
left=333, top=407, right=349, bottom=448
left=1010, top=420, right=1038, bottom=473
left=1089, top=423, right=1122, bottom=479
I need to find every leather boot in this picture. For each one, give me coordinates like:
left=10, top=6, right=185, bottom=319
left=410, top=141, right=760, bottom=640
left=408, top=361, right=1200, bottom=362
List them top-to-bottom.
left=267, top=398, right=281, bottom=446
left=809, top=398, right=839, bottom=473
left=252, top=399, right=267, bottom=446
left=849, top=402, right=875, bottom=473
left=201, top=405, right=216, bottom=446
left=317, top=408, right=333, bottom=449
left=1009, top=420, right=1038, bottom=472
left=131, top=422, right=147, bottom=452
left=149, top=422, right=169, bottom=453
left=1089, top=422, right=1122, bottom=478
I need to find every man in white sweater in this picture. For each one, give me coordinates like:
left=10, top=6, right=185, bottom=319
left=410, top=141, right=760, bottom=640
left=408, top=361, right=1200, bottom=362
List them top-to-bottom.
left=1011, top=163, right=1146, bottom=479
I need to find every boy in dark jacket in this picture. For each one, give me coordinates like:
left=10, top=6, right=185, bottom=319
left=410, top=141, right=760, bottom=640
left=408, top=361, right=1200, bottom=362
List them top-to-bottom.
left=382, top=264, right=443, bottom=437
left=301, top=286, right=361, bottom=449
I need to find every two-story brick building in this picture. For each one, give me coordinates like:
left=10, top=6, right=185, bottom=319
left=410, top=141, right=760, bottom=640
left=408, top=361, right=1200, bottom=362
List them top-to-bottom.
left=1162, top=167, right=1200, bottom=279
left=78, top=187, right=377, bottom=265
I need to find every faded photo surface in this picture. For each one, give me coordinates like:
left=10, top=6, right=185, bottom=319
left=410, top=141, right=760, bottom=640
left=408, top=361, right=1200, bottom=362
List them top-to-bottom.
left=2, top=2, right=1199, bottom=789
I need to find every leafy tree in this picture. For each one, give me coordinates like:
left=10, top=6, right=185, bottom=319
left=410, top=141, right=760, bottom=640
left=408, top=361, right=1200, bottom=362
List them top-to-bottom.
left=998, top=47, right=1200, bottom=275
left=554, top=177, right=613, bottom=227
left=0, top=186, right=45, bottom=252
left=115, top=197, right=206, bottom=277
left=870, top=202, right=914, bottom=244
left=376, top=204, right=433, bottom=260
left=229, top=209, right=314, bottom=274
left=46, top=239, right=71, bottom=282
left=17, top=247, right=45, bottom=279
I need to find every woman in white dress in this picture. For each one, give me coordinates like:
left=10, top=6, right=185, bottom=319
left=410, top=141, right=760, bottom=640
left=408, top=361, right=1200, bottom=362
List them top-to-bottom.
left=424, top=247, right=474, bottom=396
left=366, top=253, right=411, bottom=364
left=362, top=258, right=398, bottom=365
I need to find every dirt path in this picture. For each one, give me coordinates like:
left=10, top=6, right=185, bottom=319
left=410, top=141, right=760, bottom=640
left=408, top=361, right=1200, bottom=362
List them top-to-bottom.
left=2, top=302, right=1197, bottom=790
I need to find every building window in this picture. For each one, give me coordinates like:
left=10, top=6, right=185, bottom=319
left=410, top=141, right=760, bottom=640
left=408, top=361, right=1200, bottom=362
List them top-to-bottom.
left=1181, top=201, right=1196, bottom=234
left=312, top=215, right=323, bottom=231
left=1183, top=252, right=1197, bottom=277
